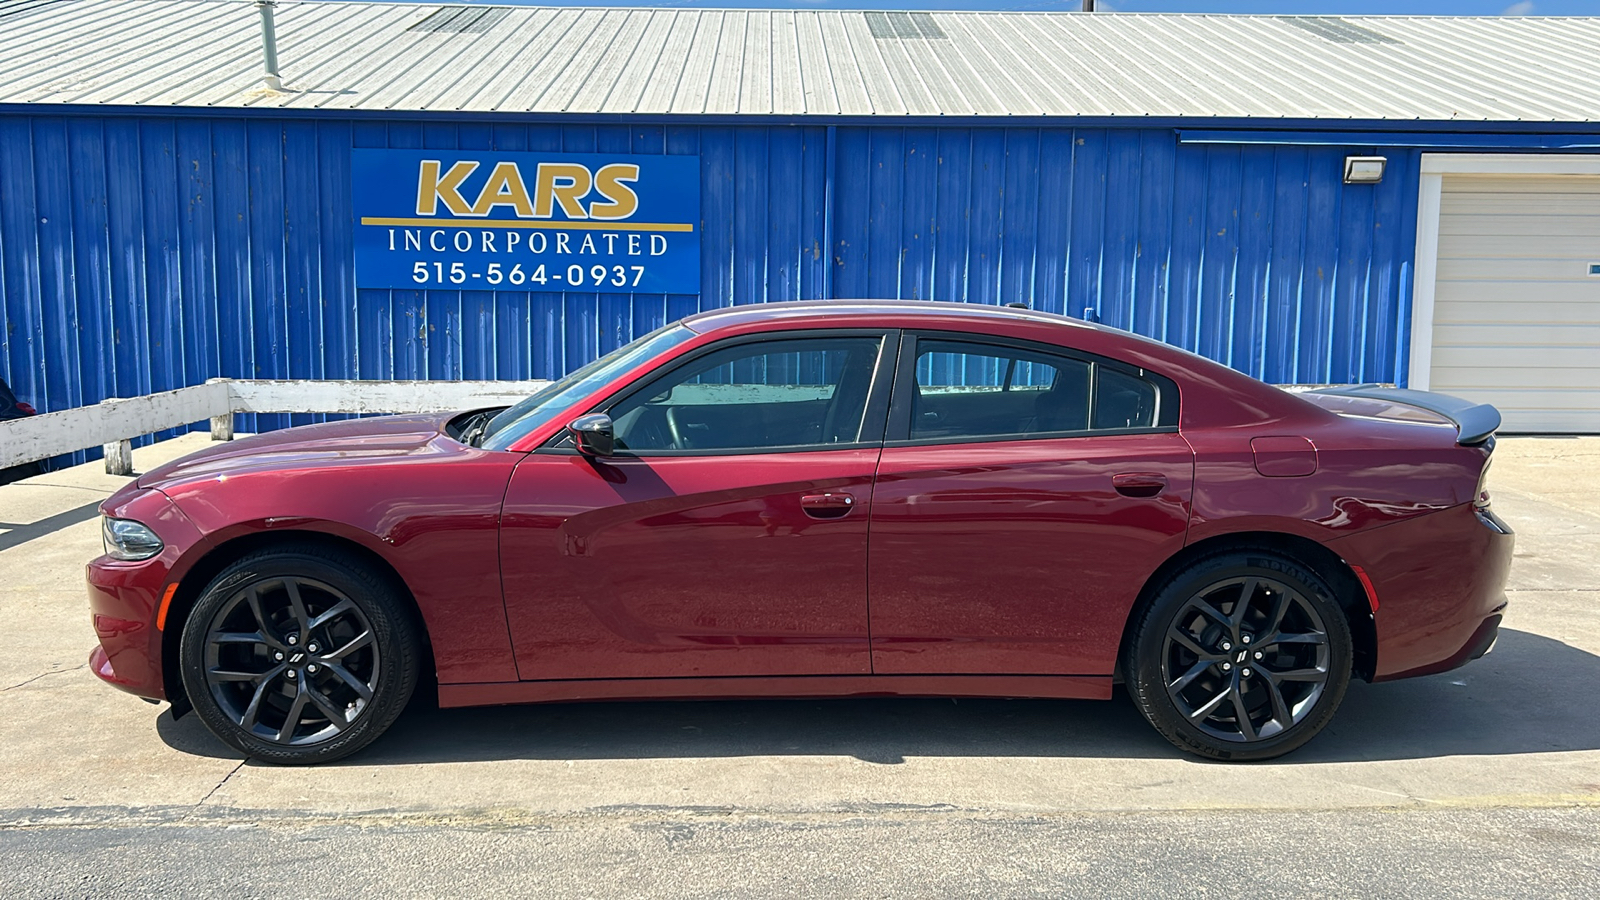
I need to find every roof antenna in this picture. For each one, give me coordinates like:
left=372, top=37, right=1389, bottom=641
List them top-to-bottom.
left=1005, top=302, right=1030, bottom=309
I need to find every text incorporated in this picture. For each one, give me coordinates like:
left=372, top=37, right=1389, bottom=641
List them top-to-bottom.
left=352, top=149, right=701, bottom=293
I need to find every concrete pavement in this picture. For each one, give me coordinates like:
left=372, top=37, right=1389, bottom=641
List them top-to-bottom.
left=2, top=432, right=1597, bottom=894
left=4, top=805, right=1598, bottom=899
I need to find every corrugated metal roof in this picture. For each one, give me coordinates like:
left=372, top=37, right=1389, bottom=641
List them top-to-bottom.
left=4, top=1, right=1600, bottom=121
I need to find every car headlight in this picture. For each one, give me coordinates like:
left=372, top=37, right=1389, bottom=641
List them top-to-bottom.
left=102, top=516, right=164, bottom=561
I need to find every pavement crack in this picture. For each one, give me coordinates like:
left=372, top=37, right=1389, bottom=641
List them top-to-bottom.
left=10, top=482, right=114, bottom=495
left=2, top=665, right=86, bottom=692
left=193, top=762, right=247, bottom=812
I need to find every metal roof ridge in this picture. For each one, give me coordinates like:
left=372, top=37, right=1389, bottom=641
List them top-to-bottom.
left=48, top=2, right=1600, bottom=19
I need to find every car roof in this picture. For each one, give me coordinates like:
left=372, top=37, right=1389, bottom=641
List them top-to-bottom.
left=682, top=299, right=1099, bottom=334
left=683, top=299, right=1202, bottom=375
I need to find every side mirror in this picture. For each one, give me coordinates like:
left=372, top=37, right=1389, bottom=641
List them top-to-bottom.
left=568, top=413, right=615, bottom=458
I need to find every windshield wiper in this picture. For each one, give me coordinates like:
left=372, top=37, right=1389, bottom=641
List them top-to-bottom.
left=458, top=411, right=493, bottom=448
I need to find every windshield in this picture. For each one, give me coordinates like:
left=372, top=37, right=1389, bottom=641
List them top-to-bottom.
left=479, top=324, right=697, bottom=451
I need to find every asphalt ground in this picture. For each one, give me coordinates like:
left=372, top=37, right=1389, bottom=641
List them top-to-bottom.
left=2, top=432, right=1598, bottom=897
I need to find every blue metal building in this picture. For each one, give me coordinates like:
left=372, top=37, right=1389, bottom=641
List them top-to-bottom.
left=3, top=3, right=1599, bottom=440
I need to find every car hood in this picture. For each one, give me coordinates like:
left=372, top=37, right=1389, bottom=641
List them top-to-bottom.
left=136, top=413, right=459, bottom=490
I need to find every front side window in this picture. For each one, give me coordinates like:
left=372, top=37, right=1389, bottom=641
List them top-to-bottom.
left=480, top=325, right=697, bottom=451
left=606, top=336, right=885, bottom=453
left=905, top=338, right=1167, bottom=442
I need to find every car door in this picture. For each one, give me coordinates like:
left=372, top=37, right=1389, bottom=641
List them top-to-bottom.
left=501, top=330, right=896, bottom=681
left=867, top=332, right=1194, bottom=677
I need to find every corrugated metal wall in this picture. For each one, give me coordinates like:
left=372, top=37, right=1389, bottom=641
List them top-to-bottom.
left=0, top=111, right=1419, bottom=445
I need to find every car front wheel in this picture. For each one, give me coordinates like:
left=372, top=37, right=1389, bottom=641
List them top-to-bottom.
left=178, top=545, right=420, bottom=765
left=1124, top=551, right=1353, bottom=761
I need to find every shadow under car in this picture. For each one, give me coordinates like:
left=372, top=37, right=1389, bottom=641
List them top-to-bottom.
left=156, top=627, right=1598, bottom=766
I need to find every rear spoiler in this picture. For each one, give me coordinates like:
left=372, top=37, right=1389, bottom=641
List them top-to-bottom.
left=1305, top=384, right=1501, bottom=446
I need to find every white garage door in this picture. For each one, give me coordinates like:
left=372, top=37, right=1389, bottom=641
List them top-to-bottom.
left=1430, top=172, right=1600, bottom=433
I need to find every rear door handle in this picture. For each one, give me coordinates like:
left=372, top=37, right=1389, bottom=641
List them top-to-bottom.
left=1112, top=473, right=1167, bottom=498
left=801, top=492, right=855, bottom=519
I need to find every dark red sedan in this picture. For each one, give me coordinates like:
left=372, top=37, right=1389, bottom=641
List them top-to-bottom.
left=87, top=301, right=1512, bottom=764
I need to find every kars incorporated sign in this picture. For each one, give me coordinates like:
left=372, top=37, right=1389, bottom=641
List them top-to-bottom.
left=352, top=150, right=700, bottom=293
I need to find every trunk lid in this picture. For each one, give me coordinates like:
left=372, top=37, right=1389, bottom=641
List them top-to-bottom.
left=1299, top=385, right=1501, bottom=446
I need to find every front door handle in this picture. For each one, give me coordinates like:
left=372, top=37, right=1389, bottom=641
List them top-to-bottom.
left=1112, top=473, right=1167, bottom=498
left=801, top=492, right=855, bottom=519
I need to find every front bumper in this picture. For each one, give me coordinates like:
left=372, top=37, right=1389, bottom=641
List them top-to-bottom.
left=85, top=486, right=204, bottom=701
left=1330, top=502, right=1514, bottom=682
left=87, top=554, right=174, bottom=699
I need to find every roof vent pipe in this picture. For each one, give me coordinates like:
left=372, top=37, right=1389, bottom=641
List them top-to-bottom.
left=256, top=0, right=283, bottom=91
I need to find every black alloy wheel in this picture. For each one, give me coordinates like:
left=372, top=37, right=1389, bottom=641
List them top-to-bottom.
left=179, top=546, right=419, bottom=765
left=1125, top=551, right=1353, bottom=761
left=203, top=576, right=378, bottom=744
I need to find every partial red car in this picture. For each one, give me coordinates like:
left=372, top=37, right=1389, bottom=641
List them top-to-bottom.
left=87, top=301, right=1512, bottom=764
left=1, top=376, right=42, bottom=485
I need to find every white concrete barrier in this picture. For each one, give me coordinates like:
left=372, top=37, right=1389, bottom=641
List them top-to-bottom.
left=0, top=379, right=549, bottom=474
left=225, top=379, right=547, bottom=416
left=1, top=383, right=229, bottom=473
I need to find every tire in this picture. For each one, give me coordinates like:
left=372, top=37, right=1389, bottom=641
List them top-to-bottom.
left=178, top=545, right=420, bottom=765
left=1124, top=551, right=1352, bottom=761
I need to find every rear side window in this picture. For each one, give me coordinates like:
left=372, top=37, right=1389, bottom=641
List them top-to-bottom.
left=903, top=338, right=1173, bottom=443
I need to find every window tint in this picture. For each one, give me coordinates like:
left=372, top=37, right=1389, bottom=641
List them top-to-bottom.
left=608, top=337, right=883, bottom=453
left=906, top=339, right=1161, bottom=442
left=911, top=341, right=1090, bottom=440
left=1094, top=366, right=1160, bottom=430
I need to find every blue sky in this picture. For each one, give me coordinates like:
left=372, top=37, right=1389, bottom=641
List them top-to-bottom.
left=376, top=1, right=1599, bottom=13
left=1096, top=1, right=1592, bottom=12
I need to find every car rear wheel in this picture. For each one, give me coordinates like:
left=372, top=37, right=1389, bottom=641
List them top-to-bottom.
left=178, top=545, right=420, bottom=765
left=1124, top=551, right=1352, bottom=761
